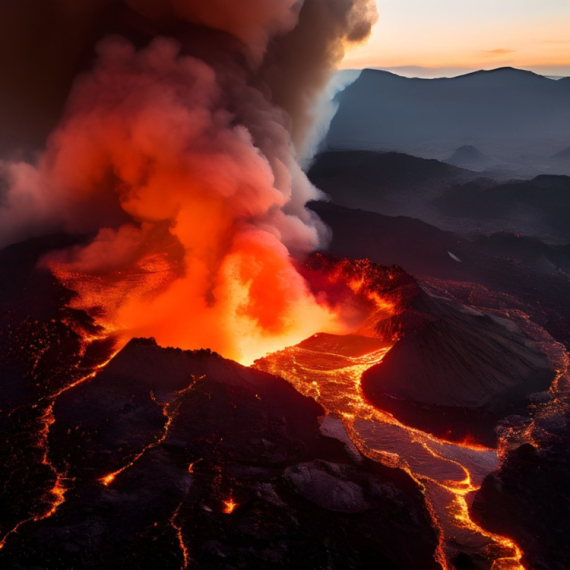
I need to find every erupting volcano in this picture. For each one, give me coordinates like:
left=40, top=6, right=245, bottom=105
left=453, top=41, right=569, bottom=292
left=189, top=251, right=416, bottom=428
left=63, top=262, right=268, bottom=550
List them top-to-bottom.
left=1, top=1, right=569, bottom=569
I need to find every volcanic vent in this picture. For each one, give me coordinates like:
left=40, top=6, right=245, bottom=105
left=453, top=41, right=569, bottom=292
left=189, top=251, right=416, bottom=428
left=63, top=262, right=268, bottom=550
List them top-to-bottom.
left=2, top=240, right=553, bottom=569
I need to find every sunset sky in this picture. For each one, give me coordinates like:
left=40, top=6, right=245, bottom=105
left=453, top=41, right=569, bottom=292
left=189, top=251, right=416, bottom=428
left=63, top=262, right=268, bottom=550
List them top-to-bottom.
left=342, top=0, right=570, bottom=76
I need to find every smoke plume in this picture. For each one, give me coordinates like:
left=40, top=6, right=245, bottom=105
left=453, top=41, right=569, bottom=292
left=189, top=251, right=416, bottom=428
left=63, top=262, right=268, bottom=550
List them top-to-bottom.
left=0, top=0, right=377, bottom=363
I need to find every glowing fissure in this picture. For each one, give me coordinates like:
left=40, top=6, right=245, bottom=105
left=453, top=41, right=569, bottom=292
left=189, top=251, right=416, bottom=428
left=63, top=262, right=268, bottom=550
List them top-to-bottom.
left=255, top=335, right=525, bottom=569
left=0, top=338, right=120, bottom=551
left=100, top=377, right=202, bottom=487
left=170, top=503, right=190, bottom=570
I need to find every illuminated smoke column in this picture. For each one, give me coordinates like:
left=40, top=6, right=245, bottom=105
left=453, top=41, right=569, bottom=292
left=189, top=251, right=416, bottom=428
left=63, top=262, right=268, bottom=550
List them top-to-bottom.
left=0, top=0, right=377, bottom=363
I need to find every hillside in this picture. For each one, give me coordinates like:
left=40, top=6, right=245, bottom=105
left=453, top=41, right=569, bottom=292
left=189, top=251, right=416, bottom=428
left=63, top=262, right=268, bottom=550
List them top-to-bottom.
left=326, top=68, right=570, bottom=166
left=308, top=150, right=472, bottom=216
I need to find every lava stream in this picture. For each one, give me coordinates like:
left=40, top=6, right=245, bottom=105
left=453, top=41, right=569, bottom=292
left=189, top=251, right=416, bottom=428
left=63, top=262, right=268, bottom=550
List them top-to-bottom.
left=255, top=334, right=525, bottom=569
left=0, top=342, right=120, bottom=550
left=100, top=377, right=202, bottom=487
left=170, top=503, right=191, bottom=570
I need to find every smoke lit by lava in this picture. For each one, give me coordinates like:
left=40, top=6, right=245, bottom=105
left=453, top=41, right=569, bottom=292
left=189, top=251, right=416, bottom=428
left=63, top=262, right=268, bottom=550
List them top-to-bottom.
left=0, top=0, right=378, bottom=364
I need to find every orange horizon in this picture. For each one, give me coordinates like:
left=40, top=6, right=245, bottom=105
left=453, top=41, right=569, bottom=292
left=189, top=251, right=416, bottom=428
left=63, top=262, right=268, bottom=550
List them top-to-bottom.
left=342, top=0, right=570, bottom=75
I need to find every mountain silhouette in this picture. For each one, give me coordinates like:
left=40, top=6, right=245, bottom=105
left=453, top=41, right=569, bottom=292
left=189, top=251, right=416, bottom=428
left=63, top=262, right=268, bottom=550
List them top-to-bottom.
left=326, top=68, right=570, bottom=167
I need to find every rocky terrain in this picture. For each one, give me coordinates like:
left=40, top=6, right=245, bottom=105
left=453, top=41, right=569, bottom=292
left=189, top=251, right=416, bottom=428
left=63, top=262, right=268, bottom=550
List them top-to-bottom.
left=0, top=236, right=441, bottom=569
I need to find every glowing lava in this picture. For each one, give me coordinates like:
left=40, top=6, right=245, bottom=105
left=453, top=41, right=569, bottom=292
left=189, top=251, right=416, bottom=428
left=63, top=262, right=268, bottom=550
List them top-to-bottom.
left=255, top=332, right=526, bottom=569
left=0, top=338, right=121, bottom=551
left=100, top=378, right=201, bottom=487
left=222, top=498, right=238, bottom=515
left=171, top=504, right=190, bottom=569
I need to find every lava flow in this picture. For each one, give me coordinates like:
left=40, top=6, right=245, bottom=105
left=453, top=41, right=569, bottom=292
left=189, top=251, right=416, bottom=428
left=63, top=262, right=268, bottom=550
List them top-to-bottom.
left=255, top=261, right=526, bottom=569
left=0, top=334, right=121, bottom=551
left=256, top=334, right=524, bottom=569
left=100, top=377, right=202, bottom=487
left=222, top=498, right=238, bottom=515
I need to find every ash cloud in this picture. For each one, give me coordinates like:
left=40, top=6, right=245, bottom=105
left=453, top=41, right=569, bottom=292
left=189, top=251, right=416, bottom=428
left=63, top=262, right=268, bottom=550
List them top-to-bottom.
left=0, top=0, right=377, bottom=362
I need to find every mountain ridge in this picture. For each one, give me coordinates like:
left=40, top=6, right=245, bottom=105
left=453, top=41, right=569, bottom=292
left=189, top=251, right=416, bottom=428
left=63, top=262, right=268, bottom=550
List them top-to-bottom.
left=326, top=67, right=570, bottom=165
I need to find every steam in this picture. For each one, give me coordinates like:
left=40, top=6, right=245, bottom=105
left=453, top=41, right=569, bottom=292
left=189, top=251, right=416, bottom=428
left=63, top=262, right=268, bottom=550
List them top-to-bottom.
left=0, top=0, right=377, bottom=363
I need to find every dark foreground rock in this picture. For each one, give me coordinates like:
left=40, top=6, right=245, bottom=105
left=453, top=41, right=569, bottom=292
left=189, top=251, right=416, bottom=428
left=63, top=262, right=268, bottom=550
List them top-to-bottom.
left=0, top=339, right=440, bottom=570
left=472, top=411, right=570, bottom=570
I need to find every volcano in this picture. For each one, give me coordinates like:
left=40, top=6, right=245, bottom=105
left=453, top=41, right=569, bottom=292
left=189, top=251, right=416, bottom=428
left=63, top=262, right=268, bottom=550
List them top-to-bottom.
left=2, top=1, right=570, bottom=569
left=445, top=146, right=498, bottom=172
left=1, top=237, right=556, bottom=569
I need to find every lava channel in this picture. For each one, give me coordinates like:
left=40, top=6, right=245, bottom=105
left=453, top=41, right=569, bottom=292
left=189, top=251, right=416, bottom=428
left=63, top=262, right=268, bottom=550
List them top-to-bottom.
left=255, top=332, right=525, bottom=569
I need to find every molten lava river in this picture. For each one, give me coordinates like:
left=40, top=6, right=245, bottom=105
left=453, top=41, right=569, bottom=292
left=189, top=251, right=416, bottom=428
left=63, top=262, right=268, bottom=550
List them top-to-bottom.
left=255, top=332, right=524, bottom=570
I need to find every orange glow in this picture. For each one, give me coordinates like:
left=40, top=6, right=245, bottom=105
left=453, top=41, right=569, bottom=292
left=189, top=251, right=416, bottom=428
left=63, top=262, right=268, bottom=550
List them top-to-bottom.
left=33, top=39, right=353, bottom=366
left=49, top=230, right=348, bottom=366
left=0, top=333, right=122, bottom=551
left=257, top=338, right=525, bottom=569
left=100, top=383, right=198, bottom=487
left=454, top=433, right=493, bottom=452
left=101, top=473, right=118, bottom=487
left=222, top=498, right=238, bottom=514
left=171, top=504, right=190, bottom=569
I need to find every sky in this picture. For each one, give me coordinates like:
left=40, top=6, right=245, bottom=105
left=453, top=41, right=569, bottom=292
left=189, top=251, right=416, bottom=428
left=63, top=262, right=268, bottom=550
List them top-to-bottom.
left=342, top=0, right=570, bottom=77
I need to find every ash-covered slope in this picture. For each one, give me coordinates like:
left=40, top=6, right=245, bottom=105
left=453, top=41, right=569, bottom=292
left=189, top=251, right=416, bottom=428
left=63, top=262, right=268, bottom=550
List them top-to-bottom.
left=309, top=200, right=469, bottom=279
left=362, top=283, right=553, bottom=444
left=0, top=339, right=440, bottom=570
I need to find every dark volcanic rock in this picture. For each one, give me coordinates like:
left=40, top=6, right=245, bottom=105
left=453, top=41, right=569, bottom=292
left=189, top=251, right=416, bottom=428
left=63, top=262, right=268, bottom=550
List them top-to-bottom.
left=308, top=150, right=471, bottom=216
left=309, top=200, right=471, bottom=280
left=474, top=233, right=570, bottom=275
left=0, top=234, right=116, bottom=540
left=362, top=286, right=554, bottom=446
left=0, top=339, right=440, bottom=570
left=472, top=413, right=570, bottom=570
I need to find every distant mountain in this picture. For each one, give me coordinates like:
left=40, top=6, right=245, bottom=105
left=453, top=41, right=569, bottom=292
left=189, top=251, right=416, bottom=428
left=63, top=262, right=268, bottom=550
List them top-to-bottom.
left=326, top=67, right=570, bottom=168
left=445, top=145, right=496, bottom=171
left=552, top=147, right=570, bottom=160
left=310, top=149, right=570, bottom=243
left=308, top=150, right=472, bottom=216
left=435, top=174, right=570, bottom=242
